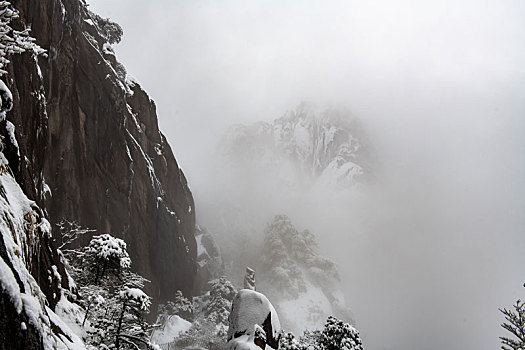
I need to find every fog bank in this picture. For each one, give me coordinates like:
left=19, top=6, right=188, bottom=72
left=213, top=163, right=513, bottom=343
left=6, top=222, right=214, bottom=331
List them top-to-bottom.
left=88, top=1, right=525, bottom=349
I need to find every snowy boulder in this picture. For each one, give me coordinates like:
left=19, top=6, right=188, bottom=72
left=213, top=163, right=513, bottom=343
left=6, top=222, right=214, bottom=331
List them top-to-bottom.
left=227, top=289, right=281, bottom=350
left=227, top=334, right=266, bottom=350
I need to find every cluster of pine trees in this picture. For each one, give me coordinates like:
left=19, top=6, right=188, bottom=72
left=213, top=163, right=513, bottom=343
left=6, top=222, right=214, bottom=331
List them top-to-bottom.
left=59, top=222, right=155, bottom=349
left=157, top=276, right=237, bottom=350
left=280, top=316, right=363, bottom=350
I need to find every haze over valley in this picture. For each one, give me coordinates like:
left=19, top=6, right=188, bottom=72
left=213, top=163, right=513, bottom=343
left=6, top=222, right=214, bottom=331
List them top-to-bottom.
left=0, top=0, right=522, bottom=349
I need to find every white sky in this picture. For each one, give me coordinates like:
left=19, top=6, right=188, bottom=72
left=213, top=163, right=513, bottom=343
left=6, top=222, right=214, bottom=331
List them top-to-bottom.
left=88, top=1, right=525, bottom=349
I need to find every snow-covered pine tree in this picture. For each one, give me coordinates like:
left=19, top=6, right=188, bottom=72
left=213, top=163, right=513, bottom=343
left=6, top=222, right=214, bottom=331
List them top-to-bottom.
left=0, top=0, right=45, bottom=75
left=87, top=9, right=123, bottom=44
left=262, top=215, right=306, bottom=297
left=59, top=229, right=154, bottom=349
left=83, top=233, right=132, bottom=284
left=175, top=276, right=237, bottom=349
left=204, top=276, right=237, bottom=326
left=114, top=287, right=152, bottom=350
left=158, top=290, right=194, bottom=320
left=500, top=299, right=525, bottom=350
left=319, top=316, right=363, bottom=350
left=175, top=318, right=225, bottom=350
left=300, top=329, right=322, bottom=349
left=280, top=332, right=303, bottom=350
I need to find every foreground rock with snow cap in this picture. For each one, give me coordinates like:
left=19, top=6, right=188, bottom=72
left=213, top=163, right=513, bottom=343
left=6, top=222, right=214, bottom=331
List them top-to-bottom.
left=227, top=289, right=282, bottom=350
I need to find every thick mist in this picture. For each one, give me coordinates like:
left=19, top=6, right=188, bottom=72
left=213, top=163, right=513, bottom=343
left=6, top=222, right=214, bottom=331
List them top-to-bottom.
left=89, top=1, right=525, bottom=349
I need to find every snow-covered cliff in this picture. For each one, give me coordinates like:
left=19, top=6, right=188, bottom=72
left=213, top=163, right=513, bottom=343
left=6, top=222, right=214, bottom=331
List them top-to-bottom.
left=0, top=0, right=199, bottom=346
left=0, top=74, right=83, bottom=348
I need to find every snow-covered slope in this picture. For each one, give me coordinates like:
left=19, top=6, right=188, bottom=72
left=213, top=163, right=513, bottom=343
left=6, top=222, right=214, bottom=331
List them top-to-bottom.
left=221, top=103, right=369, bottom=192
left=0, top=153, right=84, bottom=349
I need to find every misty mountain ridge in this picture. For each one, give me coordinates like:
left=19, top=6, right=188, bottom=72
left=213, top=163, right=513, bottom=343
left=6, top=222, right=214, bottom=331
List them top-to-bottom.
left=220, top=103, right=370, bottom=193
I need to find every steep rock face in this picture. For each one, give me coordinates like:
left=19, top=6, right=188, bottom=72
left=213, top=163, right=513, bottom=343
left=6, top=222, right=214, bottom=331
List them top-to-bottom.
left=7, top=0, right=196, bottom=302
left=0, top=80, right=82, bottom=348
left=0, top=152, right=83, bottom=349
left=194, top=225, right=224, bottom=294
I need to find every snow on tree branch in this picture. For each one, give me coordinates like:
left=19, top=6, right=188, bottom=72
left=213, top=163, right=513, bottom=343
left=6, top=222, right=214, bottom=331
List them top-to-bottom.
left=0, top=1, right=45, bottom=75
left=120, top=287, right=151, bottom=312
left=500, top=299, right=525, bottom=350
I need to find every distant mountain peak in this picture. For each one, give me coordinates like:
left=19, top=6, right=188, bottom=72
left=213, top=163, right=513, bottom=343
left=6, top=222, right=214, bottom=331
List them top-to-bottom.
left=221, top=104, right=370, bottom=191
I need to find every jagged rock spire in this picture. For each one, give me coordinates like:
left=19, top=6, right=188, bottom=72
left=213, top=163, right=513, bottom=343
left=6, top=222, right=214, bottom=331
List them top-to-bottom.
left=244, top=266, right=256, bottom=291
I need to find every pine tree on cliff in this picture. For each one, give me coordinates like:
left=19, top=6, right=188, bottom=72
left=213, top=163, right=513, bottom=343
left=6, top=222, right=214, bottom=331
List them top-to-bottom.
left=61, top=230, right=153, bottom=349
left=84, top=233, right=132, bottom=284
left=204, top=276, right=237, bottom=326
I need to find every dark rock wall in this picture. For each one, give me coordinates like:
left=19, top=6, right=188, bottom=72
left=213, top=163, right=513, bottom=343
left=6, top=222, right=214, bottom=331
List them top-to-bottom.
left=6, top=0, right=197, bottom=302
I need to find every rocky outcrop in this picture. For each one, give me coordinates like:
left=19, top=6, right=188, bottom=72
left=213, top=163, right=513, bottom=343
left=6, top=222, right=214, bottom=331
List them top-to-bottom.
left=5, top=0, right=197, bottom=303
left=0, top=79, right=81, bottom=348
left=0, top=150, right=83, bottom=349
left=193, top=225, right=224, bottom=293
left=227, top=289, right=282, bottom=350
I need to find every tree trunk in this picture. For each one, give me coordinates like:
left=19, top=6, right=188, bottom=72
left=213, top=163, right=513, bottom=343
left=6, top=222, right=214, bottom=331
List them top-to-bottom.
left=115, top=300, right=127, bottom=349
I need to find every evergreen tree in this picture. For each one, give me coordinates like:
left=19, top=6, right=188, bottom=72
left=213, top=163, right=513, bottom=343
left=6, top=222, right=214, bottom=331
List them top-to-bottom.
left=0, top=1, right=45, bottom=75
left=87, top=9, right=123, bottom=44
left=262, top=215, right=306, bottom=297
left=59, top=228, right=154, bottom=349
left=84, top=233, right=131, bottom=284
left=174, top=276, right=237, bottom=349
left=204, top=276, right=236, bottom=326
left=114, top=288, right=152, bottom=350
left=158, top=290, right=194, bottom=320
left=500, top=299, right=525, bottom=350
left=319, top=316, right=363, bottom=350
left=175, top=318, right=227, bottom=350
left=300, top=329, right=322, bottom=349
left=280, top=332, right=303, bottom=350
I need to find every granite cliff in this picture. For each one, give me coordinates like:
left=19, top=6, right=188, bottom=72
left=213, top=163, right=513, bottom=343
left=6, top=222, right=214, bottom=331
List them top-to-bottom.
left=1, top=0, right=196, bottom=329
